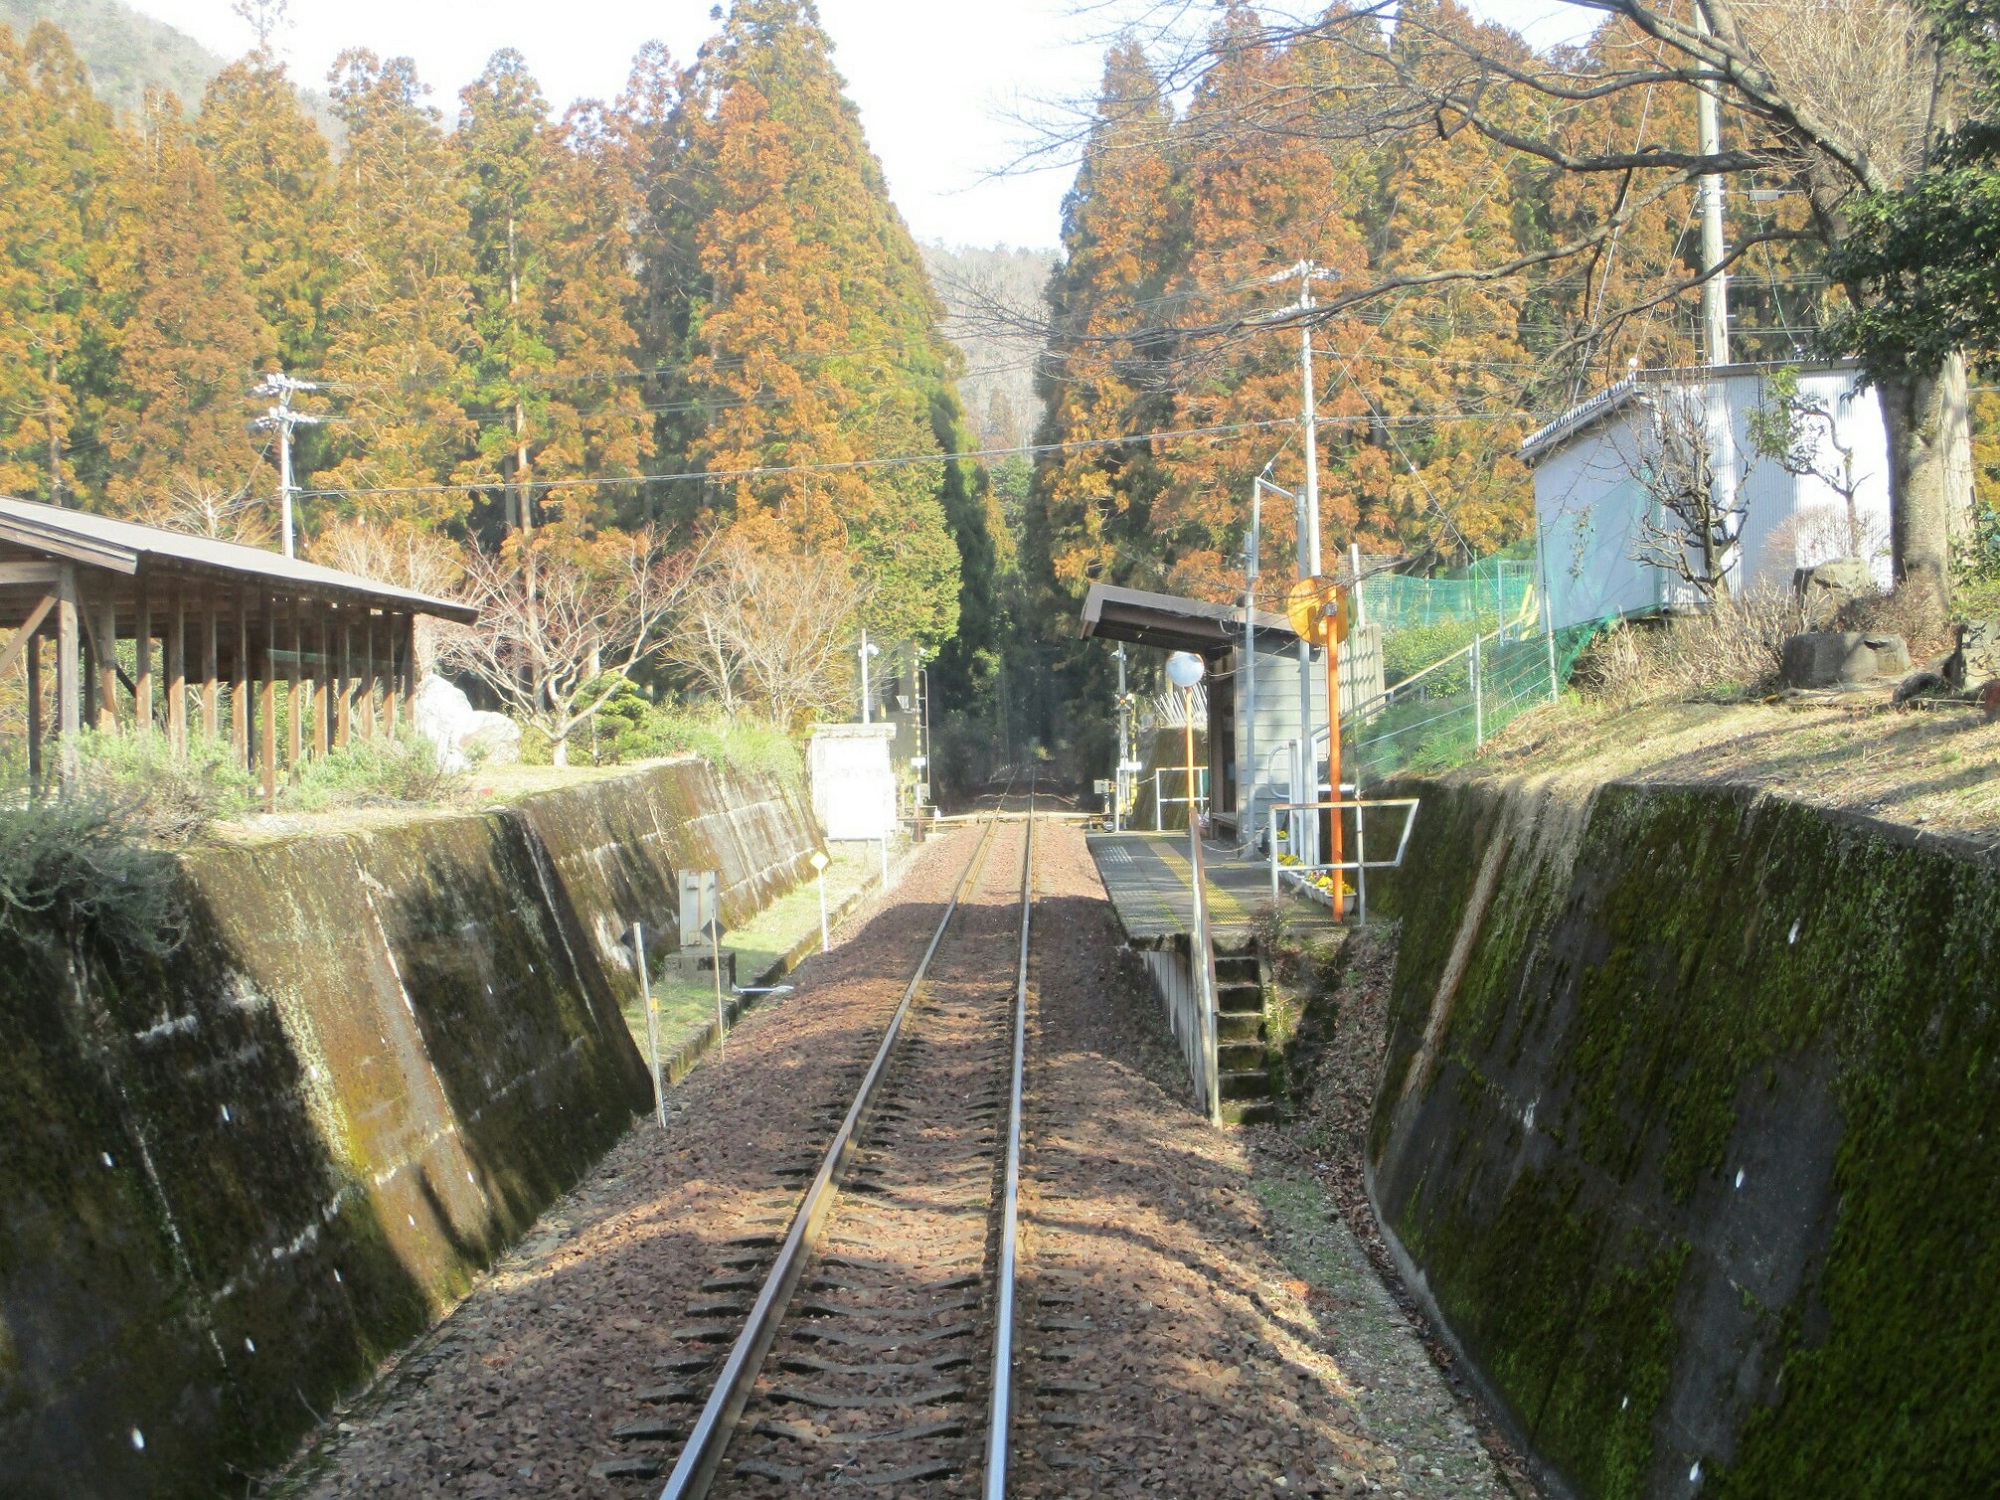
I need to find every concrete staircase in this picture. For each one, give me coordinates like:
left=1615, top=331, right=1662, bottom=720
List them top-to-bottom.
left=1212, top=944, right=1277, bottom=1125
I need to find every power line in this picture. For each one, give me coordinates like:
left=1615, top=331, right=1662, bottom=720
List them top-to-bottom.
left=292, top=408, right=1538, bottom=503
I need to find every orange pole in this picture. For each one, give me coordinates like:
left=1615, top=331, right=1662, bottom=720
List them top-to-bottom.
left=1325, top=624, right=1345, bottom=922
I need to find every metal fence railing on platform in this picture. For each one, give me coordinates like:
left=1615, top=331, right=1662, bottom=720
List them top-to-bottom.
left=1267, top=797, right=1422, bottom=925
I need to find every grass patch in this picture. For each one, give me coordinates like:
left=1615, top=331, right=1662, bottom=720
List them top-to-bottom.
left=616, top=843, right=885, bottom=1059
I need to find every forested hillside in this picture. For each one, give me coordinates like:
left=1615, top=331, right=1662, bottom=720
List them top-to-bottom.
left=0, top=0, right=217, bottom=115
left=922, top=243, right=1054, bottom=451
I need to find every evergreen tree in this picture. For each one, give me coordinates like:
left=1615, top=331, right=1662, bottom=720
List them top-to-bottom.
left=682, top=0, right=962, bottom=647
left=1155, top=3, right=1375, bottom=597
left=0, top=22, right=118, bottom=505
left=1033, top=39, right=1182, bottom=601
left=612, top=40, right=707, bottom=508
left=195, top=49, right=335, bottom=374
left=456, top=49, right=555, bottom=534
left=317, top=50, right=479, bottom=528
left=455, top=54, right=654, bottom=536
left=102, top=91, right=270, bottom=520
left=533, top=101, right=654, bottom=527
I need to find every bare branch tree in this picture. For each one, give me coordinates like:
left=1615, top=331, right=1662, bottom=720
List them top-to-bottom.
left=1745, top=365, right=1875, bottom=557
left=1629, top=383, right=1754, bottom=600
left=441, top=525, right=703, bottom=765
left=673, top=538, right=871, bottom=732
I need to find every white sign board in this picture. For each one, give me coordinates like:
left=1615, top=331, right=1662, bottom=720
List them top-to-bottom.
left=807, top=724, right=897, bottom=841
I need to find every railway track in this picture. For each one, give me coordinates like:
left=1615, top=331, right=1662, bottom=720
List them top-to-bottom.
left=627, top=784, right=1036, bottom=1498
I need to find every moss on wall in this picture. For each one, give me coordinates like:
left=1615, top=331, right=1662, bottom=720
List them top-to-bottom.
left=0, top=758, right=819, bottom=1498
left=1367, top=775, right=2000, bottom=1498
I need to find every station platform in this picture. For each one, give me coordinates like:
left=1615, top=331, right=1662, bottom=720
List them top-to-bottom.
left=1086, top=831, right=1343, bottom=948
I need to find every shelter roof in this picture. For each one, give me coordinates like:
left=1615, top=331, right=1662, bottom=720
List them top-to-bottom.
left=1518, top=359, right=1863, bottom=467
left=0, top=496, right=476, bottom=623
left=1081, top=582, right=1297, bottom=656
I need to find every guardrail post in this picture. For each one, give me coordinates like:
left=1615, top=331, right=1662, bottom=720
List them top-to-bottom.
left=1472, top=632, right=1484, bottom=749
left=1355, top=797, right=1369, bottom=926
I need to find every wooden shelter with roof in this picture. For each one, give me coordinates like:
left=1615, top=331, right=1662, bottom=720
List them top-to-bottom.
left=0, top=497, right=477, bottom=807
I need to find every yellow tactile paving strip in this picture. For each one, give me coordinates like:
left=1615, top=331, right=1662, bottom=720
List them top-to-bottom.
left=1086, top=832, right=1333, bottom=946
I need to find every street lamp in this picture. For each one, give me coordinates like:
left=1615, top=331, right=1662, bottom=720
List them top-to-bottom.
left=858, top=631, right=881, bottom=724
left=1164, top=648, right=1221, bottom=1126
left=1166, top=651, right=1205, bottom=834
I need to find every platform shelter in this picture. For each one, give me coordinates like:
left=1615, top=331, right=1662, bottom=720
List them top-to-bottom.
left=0, top=497, right=477, bottom=803
left=1080, top=582, right=1383, bottom=841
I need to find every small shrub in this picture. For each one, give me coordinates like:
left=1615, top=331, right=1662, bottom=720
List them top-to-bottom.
left=1574, top=590, right=1797, bottom=704
left=1383, top=619, right=1487, bottom=691
left=571, top=677, right=802, bottom=781
left=72, top=729, right=257, bottom=842
left=285, top=733, right=463, bottom=812
left=0, top=790, right=187, bottom=957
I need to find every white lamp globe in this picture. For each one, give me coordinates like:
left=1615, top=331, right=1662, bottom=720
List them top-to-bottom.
left=1165, top=651, right=1206, bottom=689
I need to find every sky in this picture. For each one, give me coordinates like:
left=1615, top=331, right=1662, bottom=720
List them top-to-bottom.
left=124, top=0, right=1600, bottom=252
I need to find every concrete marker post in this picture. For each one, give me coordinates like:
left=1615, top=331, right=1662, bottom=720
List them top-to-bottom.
left=811, top=849, right=830, bottom=953
left=710, top=912, right=727, bottom=1061
left=631, top=922, right=666, bottom=1129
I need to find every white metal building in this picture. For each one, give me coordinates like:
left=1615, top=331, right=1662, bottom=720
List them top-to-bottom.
left=1523, top=362, right=1893, bottom=631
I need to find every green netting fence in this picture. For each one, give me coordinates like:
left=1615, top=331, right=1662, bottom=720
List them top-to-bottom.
left=1360, top=556, right=1538, bottom=635
left=1341, top=616, right=1603, bottom=786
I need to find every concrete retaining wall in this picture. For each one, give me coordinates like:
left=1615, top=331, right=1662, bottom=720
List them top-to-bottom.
left=0, top=757, right=818, bottom=1499
left=1368, top=774, right=2000, bottom=1499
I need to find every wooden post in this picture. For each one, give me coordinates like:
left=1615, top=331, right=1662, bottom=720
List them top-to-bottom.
left=57, top=564, right=78, bottom=786
left=135, top=578, right=152, bottom=735
left=167, top=587, right=186, bottom=754
left=95, top=589, right=117, bottom=733
left=201, top=592, right=219, bottom=741
left=233, top=593, right=250, bottom=768
left=260, top=594, right=277, bottom=810
left=287, top=603, right=302, bottom=772
left=316, top=612, right=332, bottom=756
left=382, top=613, right=401, bottom=733
left=405, top=613, right=420, bottom=712
left=360, top=614, right=377, bottom=740
left=337, top=616, right=353, bottom=749
left=26, top=630, right=41, bottom=785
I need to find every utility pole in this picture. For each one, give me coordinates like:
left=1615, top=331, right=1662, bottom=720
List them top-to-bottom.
left=1695, top=9, right=1730, bottom=370
left=1694, top=10, right=1739, bottom=591
left=1267, top=261, right=1332, bottom=866
left=251, top=373, right=323, bottom=559
left=1244, top=471, right=1265, bottom=850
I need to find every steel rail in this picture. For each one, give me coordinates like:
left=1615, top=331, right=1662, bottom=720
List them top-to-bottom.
left=983, top=774, right=1033, bottom=1498
left=657, top=780, right=1027, bottom=1500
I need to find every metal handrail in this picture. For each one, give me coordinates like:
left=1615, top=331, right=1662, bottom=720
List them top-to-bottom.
left=1152, top=765, right=1210, bottom=832
left=1268, top=798, right=1421, bottom=925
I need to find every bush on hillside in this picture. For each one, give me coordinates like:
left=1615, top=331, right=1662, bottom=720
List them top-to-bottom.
left=1573, top=589, right=1796, bottom=704
left=73, top=729, right=257, bottom=842
left=285, top=732, right=463, bottom=812
left=0, top=790, right=186, bottom=957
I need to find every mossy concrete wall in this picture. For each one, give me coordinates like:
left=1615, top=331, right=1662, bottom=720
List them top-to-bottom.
left=0, top=757, right=818, bottom=1499
left=1367, top=773, right=2000, bottom=1500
